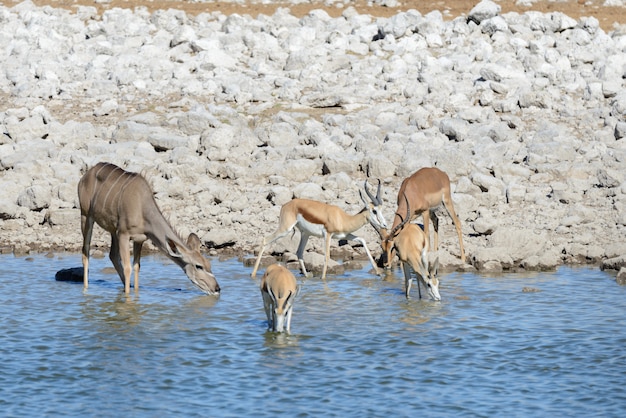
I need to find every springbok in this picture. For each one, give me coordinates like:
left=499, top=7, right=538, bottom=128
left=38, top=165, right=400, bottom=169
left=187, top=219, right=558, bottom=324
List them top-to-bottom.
left=78, top=162, right=220, bottom=295
left=381, top=167, right=465, bottom=268
left=250, top=180, right=387, bottom=280
left=381, top=198, right=440, bottom=300
left=260, top=264, right=300, bottom=333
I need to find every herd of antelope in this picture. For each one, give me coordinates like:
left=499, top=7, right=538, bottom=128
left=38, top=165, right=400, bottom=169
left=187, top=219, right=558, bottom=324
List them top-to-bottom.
left=78, top=162, right=466, bottom=333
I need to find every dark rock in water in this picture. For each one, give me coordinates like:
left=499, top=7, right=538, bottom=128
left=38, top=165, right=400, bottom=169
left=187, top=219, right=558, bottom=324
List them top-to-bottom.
left=55, top=267, right=84, bottom=282
left=522, top=287, right=541, bottom=293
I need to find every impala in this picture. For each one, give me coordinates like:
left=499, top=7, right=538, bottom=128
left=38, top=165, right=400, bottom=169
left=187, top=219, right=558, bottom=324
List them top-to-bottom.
left=78, top=162, right=220, bottom=295
left=381, top=167, right=465, bottom=268
left=250, top=180, right=387, bottom=280
left=381, top=198, right=440, bottom=300
left=260, top=264, right=300, bottom=333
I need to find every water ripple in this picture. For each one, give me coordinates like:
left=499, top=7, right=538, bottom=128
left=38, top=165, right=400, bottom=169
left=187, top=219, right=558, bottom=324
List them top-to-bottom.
left=1, top=254, right=625, bottom=416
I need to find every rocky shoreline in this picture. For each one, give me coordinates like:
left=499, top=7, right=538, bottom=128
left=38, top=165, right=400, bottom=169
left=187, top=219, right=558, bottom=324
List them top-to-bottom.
left=1, top=0, right=625, bottom=275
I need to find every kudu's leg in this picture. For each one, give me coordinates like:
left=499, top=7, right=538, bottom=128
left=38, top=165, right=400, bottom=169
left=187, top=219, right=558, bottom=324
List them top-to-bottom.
left=443, top=194, right=466, bottom=263
left=81, top=215, right=95, bottom=290
left=118, top=233, right=133, bottom=294
left=109, top=234, right=125, bottom=288
left=109, top=234, right=133, bottom=293
left=132, top=241, right=143, bottom=291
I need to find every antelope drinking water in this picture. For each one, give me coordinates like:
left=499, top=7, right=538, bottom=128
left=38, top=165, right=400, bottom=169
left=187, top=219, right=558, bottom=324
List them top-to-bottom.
left=78, top=162, right=220, bottom=295
left=381, top=167, right=465, bottom=268
left=377, top=196, right=441, bottom=300
left=260, top=264, right=300, bottom=333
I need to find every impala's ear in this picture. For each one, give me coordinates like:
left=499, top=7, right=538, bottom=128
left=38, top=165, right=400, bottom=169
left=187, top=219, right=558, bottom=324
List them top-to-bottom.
left=420, top=248, right=428, bottom=268
left=430, top=257, right=440, bottom=276
left=267, top=286, right=277, bottom=303
left=284, top=290, right=296, bottom=307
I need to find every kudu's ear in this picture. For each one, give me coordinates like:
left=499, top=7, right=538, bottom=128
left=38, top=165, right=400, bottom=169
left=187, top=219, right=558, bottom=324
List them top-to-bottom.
left=186, top=233, right=202, bottom=251
left=166, top=238, right=183, bottom=259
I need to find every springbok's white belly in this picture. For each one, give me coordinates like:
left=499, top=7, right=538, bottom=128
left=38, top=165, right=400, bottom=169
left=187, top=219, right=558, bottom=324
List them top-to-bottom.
left=296, top=214, right=325, bottom=237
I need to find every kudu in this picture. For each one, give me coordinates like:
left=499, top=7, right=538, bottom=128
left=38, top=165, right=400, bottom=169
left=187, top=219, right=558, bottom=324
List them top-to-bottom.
left=78, top=162, right=220, bottom=295
left=381, top=167, right=465, bottom=268
left=250, top=180, right=387, bottom=280
left=260, top=264, right=300, bottom=333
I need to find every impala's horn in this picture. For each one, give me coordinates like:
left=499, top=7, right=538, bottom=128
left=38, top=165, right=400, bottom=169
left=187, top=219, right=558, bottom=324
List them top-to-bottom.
left=364, top=179, right=383, bottom=206
left=389, top=194, right=412, bottom=239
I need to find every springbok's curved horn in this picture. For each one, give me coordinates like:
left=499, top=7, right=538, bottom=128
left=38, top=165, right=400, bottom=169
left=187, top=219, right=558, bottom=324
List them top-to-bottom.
left=364, top=179, right=383, bottom=206
left=364, top=180, right=376, bottom=204
left=386, top=193, right=411, bottom=241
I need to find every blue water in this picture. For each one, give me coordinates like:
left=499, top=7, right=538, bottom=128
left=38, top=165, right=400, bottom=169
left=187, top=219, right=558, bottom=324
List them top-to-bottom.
left=0, top=253, right=624, bottom=417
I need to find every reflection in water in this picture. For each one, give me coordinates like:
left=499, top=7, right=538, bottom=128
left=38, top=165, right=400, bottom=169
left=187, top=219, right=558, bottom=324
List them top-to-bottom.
left=80, top=293, right=146, bottom=330
left=184, top=293, right=220, bottom=312
left=398, top=300, right=436, bottom=327
left=263, top=331, right=300, bottom=350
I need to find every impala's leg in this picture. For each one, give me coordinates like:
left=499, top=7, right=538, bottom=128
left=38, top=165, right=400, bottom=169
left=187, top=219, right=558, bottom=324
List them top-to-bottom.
left=443, top=194, right=466, bottom=263
left=421, top=210, right=431, bottom=251
left=430, top=210, right=439, bottom=252
left=81, top=214, right=94, bottom=290
left=251, top=225, right=295, bottom=278
left=320, top=232, right=333, bottom=280
left=295, top=233, right=310, bottom=278
left=347, top=234, right=381, bottom=276
left=251, top=240, right=267, bottom=279
left=132, top=241, right=143, bottom=291
left=402, top=262, right=412, bottom=299
left=417, top=272, right=423, bottom=299
left=262, top=291, right=273, bottom=329
left=270, top=301, right=277, bottom=331
left=285, top=306, right=293, bottom=334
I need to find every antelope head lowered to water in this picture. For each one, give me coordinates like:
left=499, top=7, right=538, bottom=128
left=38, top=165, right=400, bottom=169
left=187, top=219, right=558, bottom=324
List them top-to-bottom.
left=78, top=162, right=220, bottom=295
left=381, top=167, right=465, bottom=267
left=377, top=195, right=440, bottom=301
left=260, top=264, right=300, bottom=333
